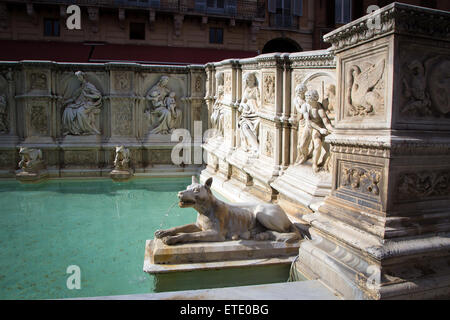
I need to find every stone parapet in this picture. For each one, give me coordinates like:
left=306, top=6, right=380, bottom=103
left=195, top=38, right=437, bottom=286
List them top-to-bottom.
left=0, top=61, right=206, bottom=178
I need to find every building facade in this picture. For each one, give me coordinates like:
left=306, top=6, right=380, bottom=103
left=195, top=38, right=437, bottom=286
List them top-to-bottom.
left=0, top=0, right=448, bottom=64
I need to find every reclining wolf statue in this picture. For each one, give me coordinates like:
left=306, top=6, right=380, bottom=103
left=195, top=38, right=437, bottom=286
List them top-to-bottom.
left=154, top=176, right=301, bottom=245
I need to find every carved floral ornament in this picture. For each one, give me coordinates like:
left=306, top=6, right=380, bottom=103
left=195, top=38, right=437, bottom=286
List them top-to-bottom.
left=340, top=165, right=381, bottom=196
left=397, top=170, right=450, bottom=201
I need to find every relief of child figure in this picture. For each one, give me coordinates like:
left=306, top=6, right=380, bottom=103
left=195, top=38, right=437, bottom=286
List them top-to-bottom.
left=165, top=91, right=177, bottom=117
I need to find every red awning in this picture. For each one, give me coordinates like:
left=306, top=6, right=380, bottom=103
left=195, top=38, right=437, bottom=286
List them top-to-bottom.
left=0, top=40, right=257, bottom=65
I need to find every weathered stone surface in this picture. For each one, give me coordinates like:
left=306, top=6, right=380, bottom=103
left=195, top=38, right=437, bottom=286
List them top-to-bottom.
left=146, top=238, right=300, bottom=265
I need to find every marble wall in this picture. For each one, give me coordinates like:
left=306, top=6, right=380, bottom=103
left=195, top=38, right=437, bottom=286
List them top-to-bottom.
left=0, top=61, right=206, bottom=178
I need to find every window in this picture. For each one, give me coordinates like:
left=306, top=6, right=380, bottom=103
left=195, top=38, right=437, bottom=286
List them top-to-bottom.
left=207, top=0, right=225, bottom=9
left=269, top=0, right=301, bottom=28
left=335, top=0, right=352, bottom=24
left=44, top=18, right=60, bottom=37
left=129, top=22, right=145, bottom=40
left=209, top=28, right=223, bottom=44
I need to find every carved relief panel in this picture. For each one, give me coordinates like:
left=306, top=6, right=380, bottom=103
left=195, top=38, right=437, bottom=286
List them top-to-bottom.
left=397, top=43, right=450, bottom=126
left=339, top=48, right=388, bottom=125
left=292, top=70, right=336, bottom=121
left=223, top=71, right=232, bottom=102
left=28, top=72, right=48, bottom=92
left=113, top=72, right=132, bottom=93
left=262, top=72, right=275, bottom=110
left=142, top=74, right=186, bottom=136
left=111, top=100, right=134, bottom=136
left=29, top=104, right=49, bottom=136
left=261, top=126, right=274, bottom=159
left=335, top=160, right=384, bottom=211
left=396, top=169, right=450, bottom=203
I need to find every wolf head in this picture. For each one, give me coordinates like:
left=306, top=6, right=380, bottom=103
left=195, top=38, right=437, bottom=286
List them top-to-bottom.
left=177, top=176, right=213, bottom=210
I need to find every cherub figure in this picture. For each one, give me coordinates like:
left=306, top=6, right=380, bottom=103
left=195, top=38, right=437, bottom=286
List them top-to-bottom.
left=295, top=89, right=334, bottom=173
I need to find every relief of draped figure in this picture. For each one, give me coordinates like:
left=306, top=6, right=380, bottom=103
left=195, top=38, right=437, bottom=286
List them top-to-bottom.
left=62, top=71, right=102, bottom=136
left=238, top=72, right=260, bottom=156
left=145, top=76, right=182, bottom=135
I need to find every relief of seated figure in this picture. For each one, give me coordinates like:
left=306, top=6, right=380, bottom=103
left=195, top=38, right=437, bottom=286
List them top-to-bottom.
left=62, top=71, right=102, bottom=136
left=145, top=76, right=182, bottom=135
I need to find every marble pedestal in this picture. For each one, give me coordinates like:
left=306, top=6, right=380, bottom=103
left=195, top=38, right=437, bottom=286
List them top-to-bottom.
left=271, top=161, right=332, bottom=211
left=15, top=169, right=48, bottom=183
left=110, top=169, right=133, bottom=182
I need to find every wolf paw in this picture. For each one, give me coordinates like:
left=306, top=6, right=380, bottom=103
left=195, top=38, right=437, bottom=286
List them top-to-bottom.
left=155, top=229, right=172, bottom=239
left=161, top=236, right=178, bottom=245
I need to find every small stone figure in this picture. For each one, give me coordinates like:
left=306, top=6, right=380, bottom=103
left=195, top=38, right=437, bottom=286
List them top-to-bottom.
left=62, top=71, right=102, bottom=136
left=238, top=72, right=260, bottom=155
left=295, top=89, right=334, bottom=173
left=0, top=94, right=7, bottom=133
left=110, top=145, right=132, bottom=182
left=113, top=145, right=131, bottom=171
left=16, top=147, right=48, bottom=182
left=18, top=147, right=43, bottom=173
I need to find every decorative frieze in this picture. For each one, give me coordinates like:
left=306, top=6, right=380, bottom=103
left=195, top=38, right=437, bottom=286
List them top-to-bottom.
left=324, top=3, right=450, bottom=52
left=397, top=170, right=450, bottom=202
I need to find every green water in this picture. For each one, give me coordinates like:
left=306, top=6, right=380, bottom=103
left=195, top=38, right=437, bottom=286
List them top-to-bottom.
left=0, top=178, right=197, bottom=300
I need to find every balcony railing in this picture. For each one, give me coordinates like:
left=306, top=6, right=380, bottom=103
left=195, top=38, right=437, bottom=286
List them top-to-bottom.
left=5, top=0, right=264, bottom=20
left=269, top=12, right=299, bottom=30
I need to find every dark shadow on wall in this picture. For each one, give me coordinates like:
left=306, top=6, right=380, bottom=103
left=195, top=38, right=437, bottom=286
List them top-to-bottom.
left=262, top=38, right=303, bottom=54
